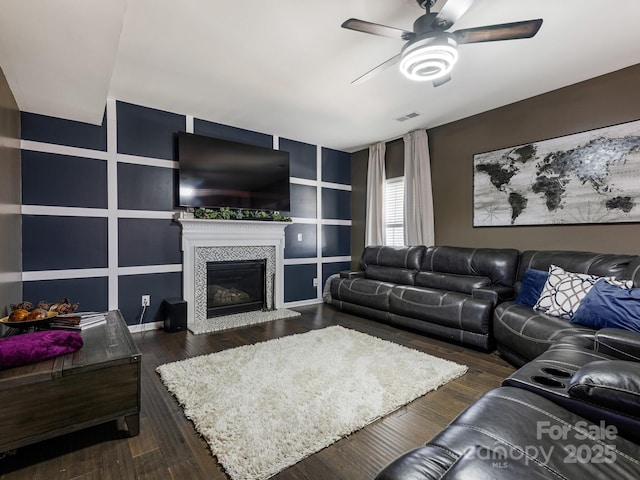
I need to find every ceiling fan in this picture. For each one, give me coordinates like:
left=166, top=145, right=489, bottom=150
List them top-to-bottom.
left=342, top=0, right=543, bottom=86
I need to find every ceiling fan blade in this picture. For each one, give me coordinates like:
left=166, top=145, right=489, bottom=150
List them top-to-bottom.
left=431, top=0, right=474, bottom=30
left=341, top=18, right=415, bottom=41
left=453, top=19, right=543, bottom=44
left=352, top=54, right=401, bottom=85
left=433, top=74, right=452, bottom=88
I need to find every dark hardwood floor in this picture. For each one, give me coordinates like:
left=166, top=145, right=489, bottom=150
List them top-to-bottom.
left=0, top=304, right=514, bottom=480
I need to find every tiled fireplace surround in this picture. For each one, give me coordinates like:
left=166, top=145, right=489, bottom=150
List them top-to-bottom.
left=177, top=218, right=288, bottom=329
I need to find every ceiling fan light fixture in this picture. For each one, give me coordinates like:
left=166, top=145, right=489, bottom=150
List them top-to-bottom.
left=399, top=35, right=458, bottom=82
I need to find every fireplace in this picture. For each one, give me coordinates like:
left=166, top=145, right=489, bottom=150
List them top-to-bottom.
left=177, top=217, right=288, bottom=328
left=207, top=259, right=266, bottom=317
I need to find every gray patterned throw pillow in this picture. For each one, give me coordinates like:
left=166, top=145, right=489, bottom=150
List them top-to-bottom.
left=534, top=265, right=601, bottom=319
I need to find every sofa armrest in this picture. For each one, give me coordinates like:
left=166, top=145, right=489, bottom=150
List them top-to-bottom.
left=339, top=270, right=364, bottom=279
left=472, top=285, right=514, bottom=306
left=594, top=329, right=640, bottom=361
left=568, top=360, right=640, bottom=414
left=376, top=444, right=532, bottom=480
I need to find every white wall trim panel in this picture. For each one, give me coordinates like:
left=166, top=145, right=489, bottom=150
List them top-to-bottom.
left=20, top=140, right=108, bottom=160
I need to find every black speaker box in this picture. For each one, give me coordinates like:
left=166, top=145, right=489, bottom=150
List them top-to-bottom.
left=162, top=298, right=187, bottom=333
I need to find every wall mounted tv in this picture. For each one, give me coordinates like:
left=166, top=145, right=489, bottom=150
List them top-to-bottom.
left=178, top=132, right=290, bottom=212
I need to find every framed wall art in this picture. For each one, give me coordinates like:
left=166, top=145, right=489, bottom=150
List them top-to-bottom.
left=473, top=119, right=640, bottom=227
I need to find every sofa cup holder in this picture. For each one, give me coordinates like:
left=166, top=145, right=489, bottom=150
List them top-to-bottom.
left=540, top=367, right=573, bottom=378
left=530, top=375, right=566, bottom=388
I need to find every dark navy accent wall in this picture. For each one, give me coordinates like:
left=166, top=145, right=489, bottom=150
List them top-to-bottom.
left=21, top=99, right=351, bottom=321
left=117, top=101, right=185, bottom=160
left=21, top=111, right=107, bottom=151
left=194, top=119, right=273, bottom=148
left=281, top=138, right=316, bottom=180
left=322, top=148, right=351, bottom=185
left=22, top=151, right=107, bottom=208
left=117, top=163, right=176, bottom=211
left=289, top=184, right=317, bottom=218
left=322, top=188, right=351, bottom=221
left=23, top=216, right=108, bottom=271
left=118, top=219, right=182, bottom=267
left=284, top=224, right=317, bottom=259
left=322, top=225, right=351, bottom=258
left=284, top=264, right=318, bottom=302
left=119, top=272, right=182, bottom=326
left=23, top=277, right=109, bottom=312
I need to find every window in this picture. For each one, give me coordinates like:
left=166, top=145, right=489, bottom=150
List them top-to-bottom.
left=385, top=177, right=404, bottom=246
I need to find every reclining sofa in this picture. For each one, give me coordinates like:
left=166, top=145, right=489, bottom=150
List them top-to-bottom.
left=325, top=245, right=519, bottom=351
left=326, top=245, right=640, bottom=478
left=326, top=246, right=640, bottom=358
left=368, top=248, right=640, bottom=479
left=494, top=250, right=640, bottom=366
left=376, top=329, right=640, bottom=479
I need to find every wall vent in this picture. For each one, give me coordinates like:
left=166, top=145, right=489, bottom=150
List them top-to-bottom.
left=395, top=112, right=420, bottom=122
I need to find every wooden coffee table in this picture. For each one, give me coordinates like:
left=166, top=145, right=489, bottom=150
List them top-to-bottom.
left=0, top=310, right=141, bottom=452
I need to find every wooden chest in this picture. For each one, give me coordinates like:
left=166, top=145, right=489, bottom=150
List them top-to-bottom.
left=0, top=310, right=141, bottom=452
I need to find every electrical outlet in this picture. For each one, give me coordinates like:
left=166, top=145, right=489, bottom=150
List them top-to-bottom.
left=297, top=233, right=303, bottom=242
left=312, top=277, right=318, bottom=287
left=141, top=295, right=150, bottom=307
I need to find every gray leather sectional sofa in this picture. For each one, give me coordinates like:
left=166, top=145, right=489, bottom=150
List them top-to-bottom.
left=325, top=245, right=520, bottom=351
left=326, top=246, right=640, bottom=358
left=350, top=247, right=640, bottom=479
left=494, top=250, right=640, bottom=366
left=376, top=329, right=640, bottom=479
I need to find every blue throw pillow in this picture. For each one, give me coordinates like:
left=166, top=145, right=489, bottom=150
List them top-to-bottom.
left=515, top=269, right=548, bottom=307
left=571, top=280, right=640, bottom=332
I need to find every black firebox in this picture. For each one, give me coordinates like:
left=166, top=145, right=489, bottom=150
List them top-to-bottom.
left=206, top=259, right=266, bottom=318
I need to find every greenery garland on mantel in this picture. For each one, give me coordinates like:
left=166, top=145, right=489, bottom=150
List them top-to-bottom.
left=193, top=207, right=292, bottom=222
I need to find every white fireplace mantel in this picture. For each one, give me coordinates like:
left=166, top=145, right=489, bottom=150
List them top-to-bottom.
left=177, top=218, right=288, bottom=327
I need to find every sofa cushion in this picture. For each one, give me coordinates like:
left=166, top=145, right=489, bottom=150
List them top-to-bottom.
left=361, top=245, right=425, bottom=270
left=359, top=246, right=425, bottom=285
left=421, top=246, right=519, bottom=287
left=517, top=250, right=635, bottom=283
left=365, top=265, right=418, bottom=285
left=514, top=268, right=548, bottom=307
left=414, top=271, right=490, bottom=294
left=329, top=277, right=394, bottom=311
left=571, top=280, right=640, bottom=332
left=389, top=286, right=492, bottom=334
left=494, top=301, right=594, bottom=364
left=568, top=360, right=640, bottom=414
left=378, top=386, right=640, bottom=480
left=376, top=444, right=549, bottom=480
left=375, top=445, right=459, bottom=480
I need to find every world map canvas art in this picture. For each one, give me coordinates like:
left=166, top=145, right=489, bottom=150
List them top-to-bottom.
left=473, top=119, right=640, bottom=226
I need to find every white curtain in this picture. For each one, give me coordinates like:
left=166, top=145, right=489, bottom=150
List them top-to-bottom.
left=403, top=130, right=435, bottom=246
left=365, top=142, right=386, bottom=246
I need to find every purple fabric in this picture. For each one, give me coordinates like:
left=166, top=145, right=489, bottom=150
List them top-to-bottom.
left=0, top=330, right=84, bottom=369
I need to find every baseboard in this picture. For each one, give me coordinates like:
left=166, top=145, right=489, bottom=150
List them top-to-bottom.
left=284, top=298, right=323, bottom=308
left=128, top=320, right=163, bottom=333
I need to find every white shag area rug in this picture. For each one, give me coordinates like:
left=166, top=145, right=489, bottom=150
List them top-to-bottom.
left=189, top=308, right=301, bottom=334
left=157, top=326, right=468, bottom=480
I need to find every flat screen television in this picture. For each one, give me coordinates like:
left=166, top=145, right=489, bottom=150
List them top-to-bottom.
left=178, top=132, right=290, bottom=211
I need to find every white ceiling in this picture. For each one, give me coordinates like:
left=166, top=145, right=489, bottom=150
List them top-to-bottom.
left=1, top=0, right=639, bottom=152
